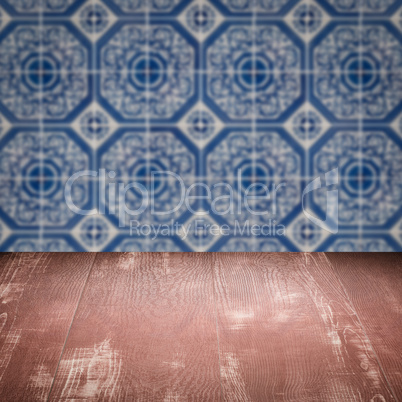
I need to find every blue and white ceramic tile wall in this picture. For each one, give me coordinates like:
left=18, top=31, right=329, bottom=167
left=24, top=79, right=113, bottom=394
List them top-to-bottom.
left=0, top=0, right=401, bottom=251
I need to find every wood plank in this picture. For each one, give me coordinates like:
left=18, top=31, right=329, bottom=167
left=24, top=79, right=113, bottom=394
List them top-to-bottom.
left=0, top=252, right=95, bottom=401
left=213, top=252, right=396, bottom=401
left=326, top=252, right=402, bottom=400
left=0, top=253, right=12, bottom=268
left=48, top=253, right=221, bottom=401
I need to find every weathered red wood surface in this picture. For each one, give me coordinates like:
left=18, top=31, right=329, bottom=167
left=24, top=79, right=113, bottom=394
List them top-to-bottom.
left=0, top=252, right=400, bottom=401
left=327, top=252, right=402, bottom=400
left=0, top=253, right=95, bottom=401
left=48, top=253, right=221, bottom=400
left=213, top=253, right=396, bottom=401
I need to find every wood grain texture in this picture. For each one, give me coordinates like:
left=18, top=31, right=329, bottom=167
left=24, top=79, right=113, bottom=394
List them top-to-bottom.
left=0, top=252, right=95, bottom=401
left=0, top=252, right=400, bottom=402
left=213, top=252, right=396, bottom=401
left=326, top=252, right=402, bottom=400
left=0, top=253, right=12, bottom=266
left=48, top=253, right=221, bottom=401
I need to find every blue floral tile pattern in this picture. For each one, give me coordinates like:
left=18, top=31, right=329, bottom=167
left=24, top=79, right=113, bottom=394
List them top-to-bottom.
left=0, top=0, right=401, bottom=251
left=1, top=0, right=85, bottom=15
left=102, top=0, right=190, bottom=15
left=213, top=0, right=299, bottom=15
left=319, top=0, right=400, bottom=15
left=79, top=4, right=109, bottom=34
left=186, top=4, right=216, bottom=33
left=292, top=4, right=323, bottom=34
left=97, top=21, right=198, bottom=122
left=0, top=22, right=91, bottom=122
left=204, top=22, right=304, bottom=122
left=311, top=22, right=402, bottom=123
left=292, top=109, right=323, bottom=140
left=80, top=110, right=110, bottom=140
left=186, top=110, right=215, bottom=141
left=311, top=128, right=402, bottom=229
left=2, top=234, right=83, bottom=251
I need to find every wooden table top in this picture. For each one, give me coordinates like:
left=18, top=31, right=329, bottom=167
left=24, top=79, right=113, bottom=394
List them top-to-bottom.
left=0, top=252, right=400, bottom=401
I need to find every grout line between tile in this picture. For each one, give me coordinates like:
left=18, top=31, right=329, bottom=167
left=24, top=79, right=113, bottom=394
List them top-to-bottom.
left=88, top=0, right=98, bottom=252
left=304, top=0, right=311, bottom=251
left=145, top=2, right=151, bottom=252
left=358, top=2, right=364, bottom=251
left=197, top=3, right=204, bottom=250
left=38, top=5, right=44, bottom=251
left=7, top=16, right=387, bottom=20
left=4, top=69, right=402, bottom=74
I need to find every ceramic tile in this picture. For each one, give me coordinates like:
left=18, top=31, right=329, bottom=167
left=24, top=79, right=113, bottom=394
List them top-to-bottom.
left=0, top=0, right=401, bottom=250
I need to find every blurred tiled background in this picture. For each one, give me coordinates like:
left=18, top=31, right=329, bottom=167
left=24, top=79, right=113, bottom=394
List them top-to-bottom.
left=0, top=0, right=401, bottom=251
